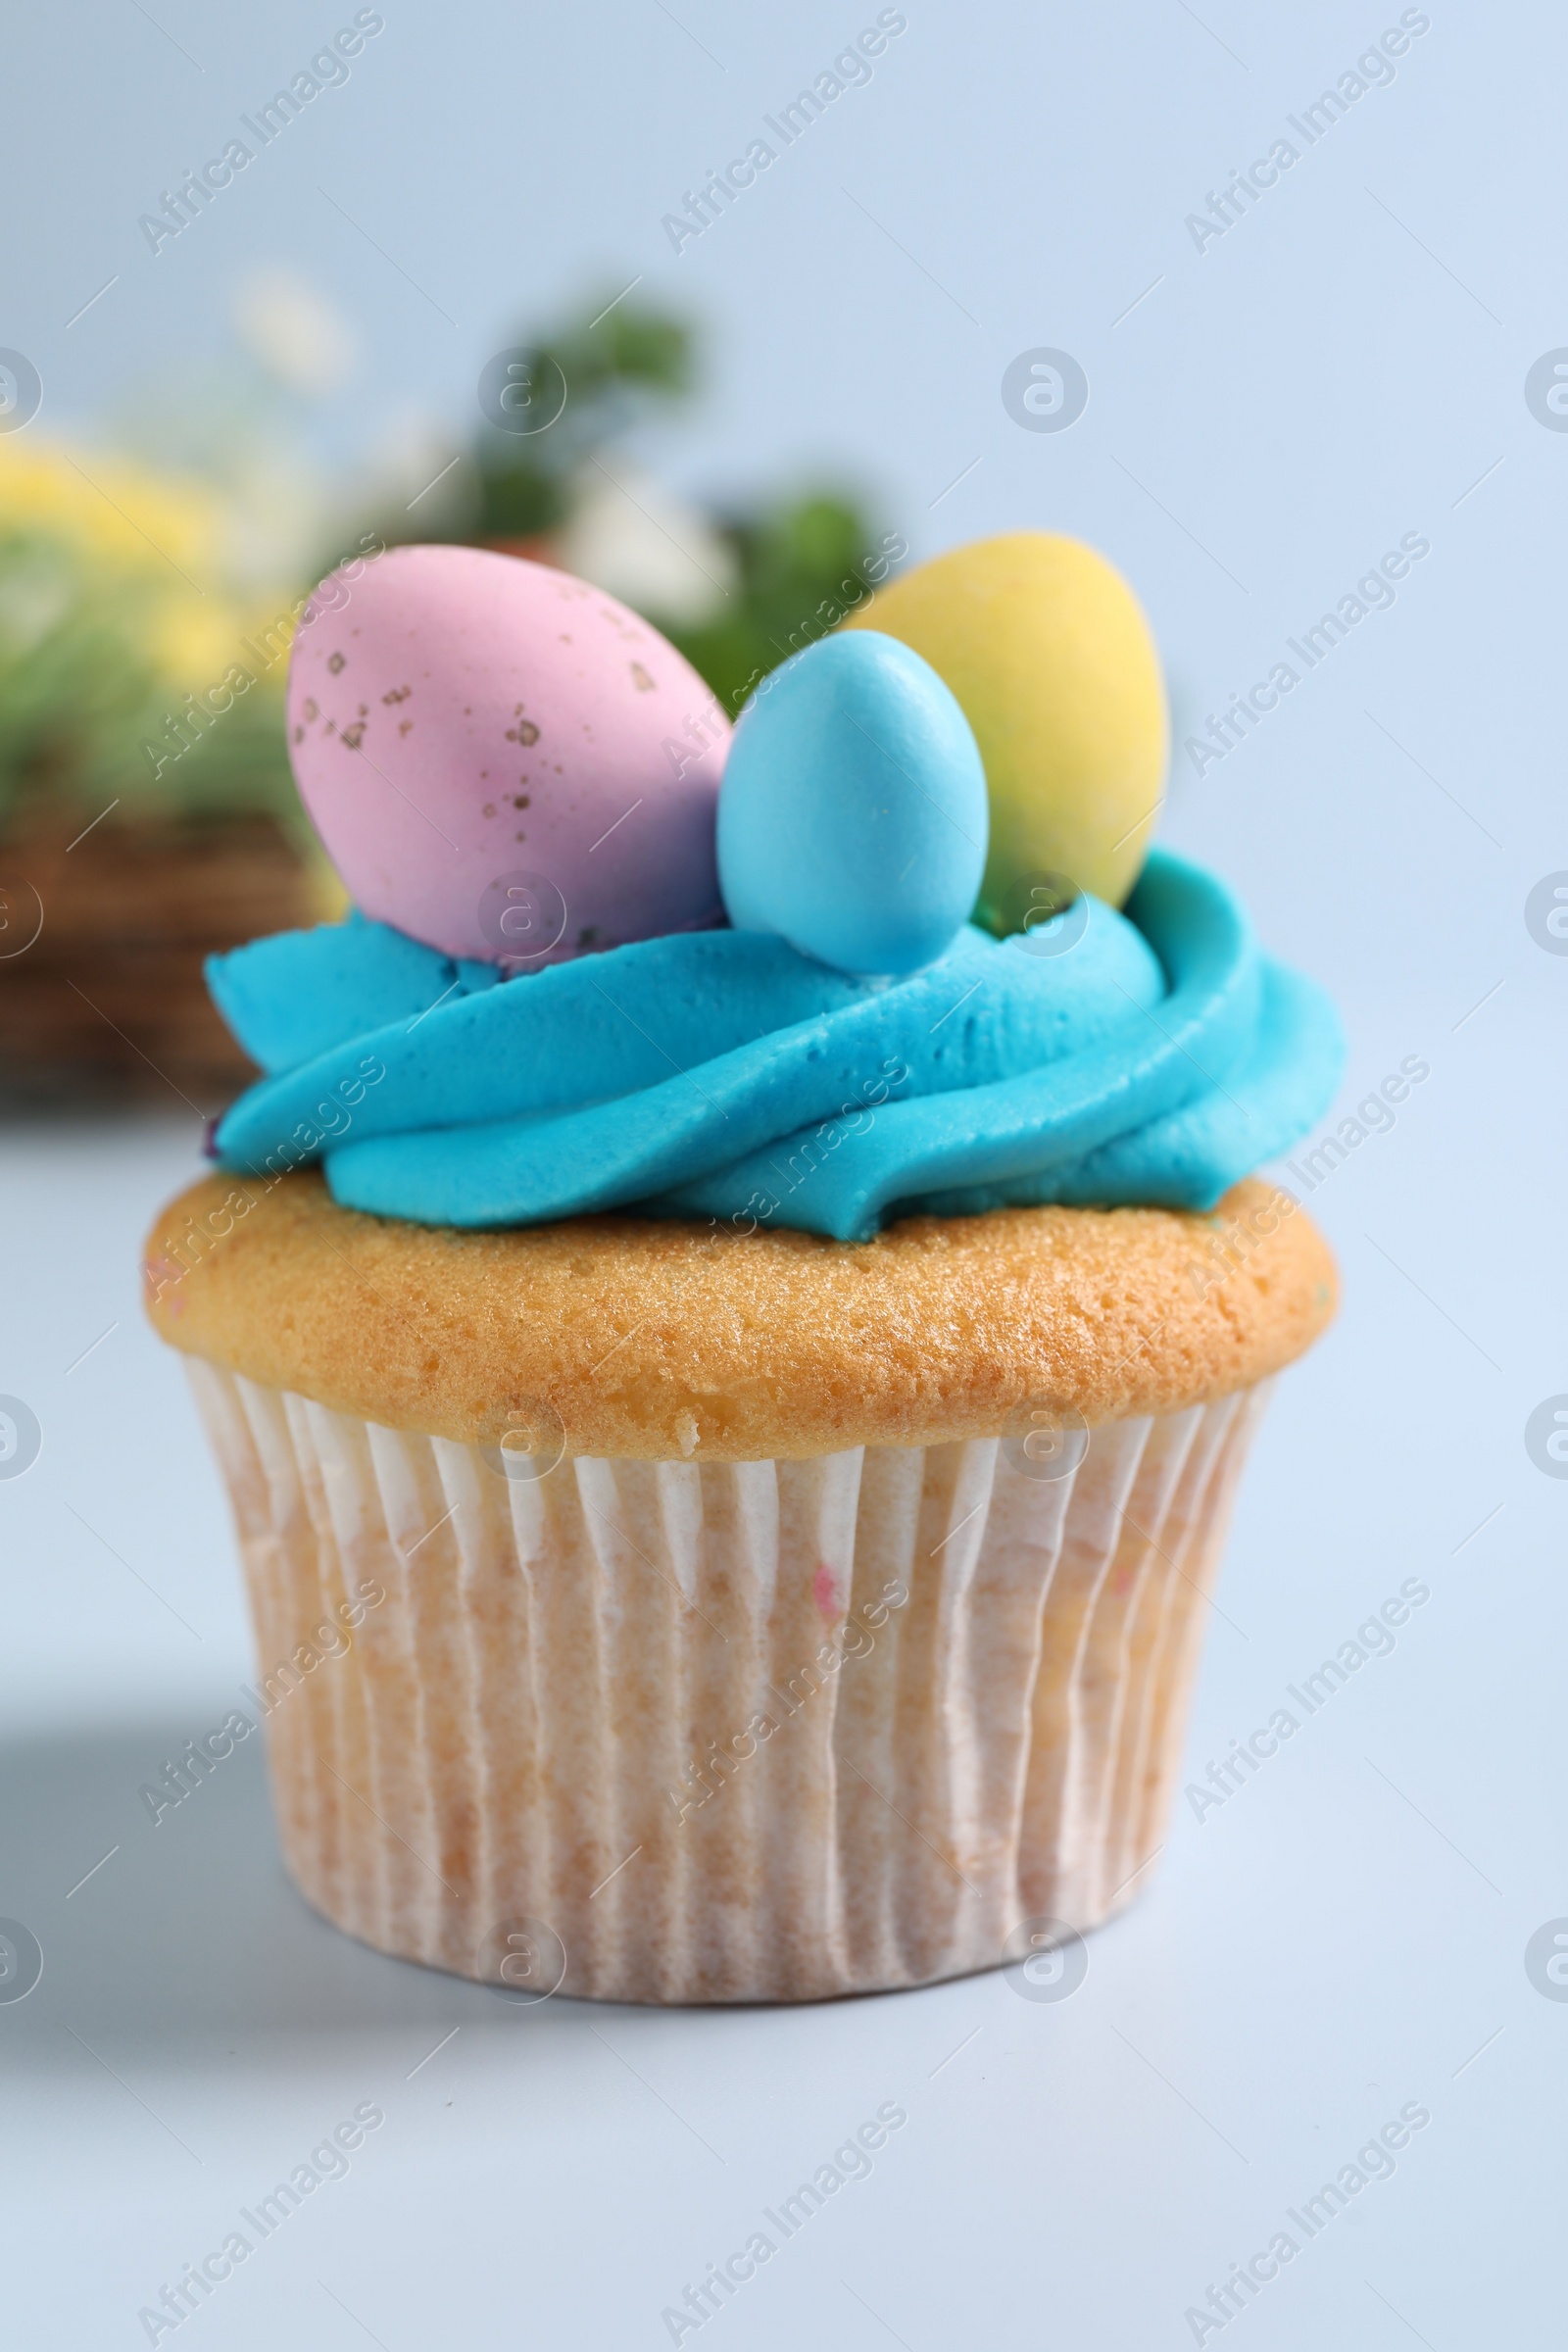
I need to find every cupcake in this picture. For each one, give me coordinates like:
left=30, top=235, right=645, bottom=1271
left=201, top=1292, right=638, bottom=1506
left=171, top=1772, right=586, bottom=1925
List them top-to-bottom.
left=144, top=537, right=1342, bottom=2004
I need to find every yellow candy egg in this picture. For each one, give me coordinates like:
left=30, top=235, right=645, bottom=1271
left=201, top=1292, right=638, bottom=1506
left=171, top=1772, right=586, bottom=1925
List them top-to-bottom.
left=843, top=530, right=1167, bottom=924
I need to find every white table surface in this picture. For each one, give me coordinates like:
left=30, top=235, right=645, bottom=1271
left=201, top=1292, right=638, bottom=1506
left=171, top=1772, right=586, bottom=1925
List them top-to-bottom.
left=2, top=1076, right=1563, bottom=2349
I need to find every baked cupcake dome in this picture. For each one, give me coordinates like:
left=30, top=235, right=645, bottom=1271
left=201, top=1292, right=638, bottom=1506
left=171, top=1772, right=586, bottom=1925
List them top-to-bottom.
left=145, top=1171, right=1333, bottom=1459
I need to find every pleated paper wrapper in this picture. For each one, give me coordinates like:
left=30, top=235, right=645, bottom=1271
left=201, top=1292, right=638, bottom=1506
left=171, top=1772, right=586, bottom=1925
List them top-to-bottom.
left=185, top=1360, right=1271, bottom=2004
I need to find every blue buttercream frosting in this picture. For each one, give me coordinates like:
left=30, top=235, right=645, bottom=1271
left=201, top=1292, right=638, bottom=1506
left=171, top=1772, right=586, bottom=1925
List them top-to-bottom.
left=207, top=850, right=1344, bottom=1244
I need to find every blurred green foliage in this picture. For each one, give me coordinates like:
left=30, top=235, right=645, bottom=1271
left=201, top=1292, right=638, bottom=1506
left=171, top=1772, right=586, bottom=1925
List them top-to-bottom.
left=468, top=298, right=897, bottom=715
left=473, top=304, right=695, bottom=541
left=0, top=466, right=296, bottom=830
left=663, top=495, right=898, bottom=716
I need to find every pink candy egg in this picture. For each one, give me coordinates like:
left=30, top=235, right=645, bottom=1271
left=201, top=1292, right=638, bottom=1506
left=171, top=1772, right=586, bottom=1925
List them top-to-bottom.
left=285, top=543, right=729, bottom=963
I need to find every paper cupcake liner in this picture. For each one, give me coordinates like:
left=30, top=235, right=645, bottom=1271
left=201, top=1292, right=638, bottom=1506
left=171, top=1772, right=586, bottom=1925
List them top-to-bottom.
left=185, top=1361, right=1271, bottom=2004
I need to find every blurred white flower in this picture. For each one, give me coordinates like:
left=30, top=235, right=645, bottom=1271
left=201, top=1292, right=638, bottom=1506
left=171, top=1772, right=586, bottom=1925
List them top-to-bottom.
left=232, top=269, right=357, bottom=399
left=346, top=408, right=470, bottom=531
left=218, top=445, right=334, bottom=593
left=557, top=464, right=736, bottom=623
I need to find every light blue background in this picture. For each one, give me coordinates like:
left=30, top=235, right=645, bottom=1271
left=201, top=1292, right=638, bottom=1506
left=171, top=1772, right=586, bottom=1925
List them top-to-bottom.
left=4, top=3, right=1564, bottom=2346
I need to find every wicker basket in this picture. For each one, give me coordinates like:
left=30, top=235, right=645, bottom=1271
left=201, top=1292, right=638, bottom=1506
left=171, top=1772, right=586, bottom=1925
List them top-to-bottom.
left=0, top=811, right=324, bottom=1110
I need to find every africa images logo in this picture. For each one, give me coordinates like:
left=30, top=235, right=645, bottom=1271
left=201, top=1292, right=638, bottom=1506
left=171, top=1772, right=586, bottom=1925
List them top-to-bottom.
left=1183, top=12, right=1432, bottom=255
left=661, top=13, right=907, bottom=252
left=136, top=14, right=385, bottom=254
left=1184, top=533, right=1430, bottom=779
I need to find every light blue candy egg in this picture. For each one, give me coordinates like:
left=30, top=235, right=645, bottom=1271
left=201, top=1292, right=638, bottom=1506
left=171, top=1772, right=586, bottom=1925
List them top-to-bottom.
left=716, top=630, right=989, bottom=975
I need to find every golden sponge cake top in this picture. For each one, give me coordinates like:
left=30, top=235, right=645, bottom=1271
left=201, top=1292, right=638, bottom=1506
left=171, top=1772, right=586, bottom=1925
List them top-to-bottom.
left=145, top=1171, right=1334, bottom=1460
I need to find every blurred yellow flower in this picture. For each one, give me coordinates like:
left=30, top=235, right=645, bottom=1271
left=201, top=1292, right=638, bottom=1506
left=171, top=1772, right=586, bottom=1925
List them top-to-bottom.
left=0, top=437, right=298, bottom=823
left=0, top=438, right=223, bottom=581
left=145, top=602, right=254, bottom=694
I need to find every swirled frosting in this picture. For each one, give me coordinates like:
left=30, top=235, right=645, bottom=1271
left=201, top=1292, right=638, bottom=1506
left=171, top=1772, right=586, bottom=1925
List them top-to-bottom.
left=208, top=851, right=1341, bottom=1243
